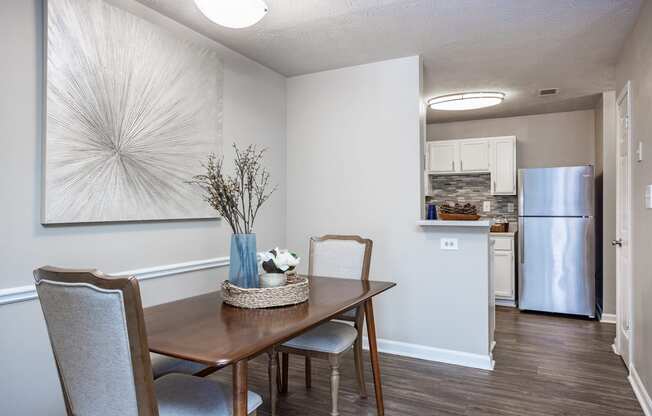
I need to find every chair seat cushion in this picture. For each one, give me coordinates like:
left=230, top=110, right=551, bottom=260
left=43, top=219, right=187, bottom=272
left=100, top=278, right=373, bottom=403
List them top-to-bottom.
left=337, top=308, right=357, bottom=320
left=283, top=321, right=358, bottom=354
left=151, top=353, right=207, bottom=379
left=155, top=374, right=262, bottom=416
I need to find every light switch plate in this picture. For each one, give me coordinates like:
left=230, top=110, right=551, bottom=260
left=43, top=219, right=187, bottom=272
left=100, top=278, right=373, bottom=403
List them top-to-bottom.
left=637, top=141, right=643, bottom=162
left=646, top=185, right=652, bottom=209
left=483, top=201, right=491, bottom=212
left=507, top=203, right=514, bottom=213
left=440, top=238, right=459, bottom=250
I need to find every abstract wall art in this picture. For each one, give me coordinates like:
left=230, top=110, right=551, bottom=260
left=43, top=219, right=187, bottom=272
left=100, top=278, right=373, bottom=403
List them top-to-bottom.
left=43, top=0, right=223, bottom=224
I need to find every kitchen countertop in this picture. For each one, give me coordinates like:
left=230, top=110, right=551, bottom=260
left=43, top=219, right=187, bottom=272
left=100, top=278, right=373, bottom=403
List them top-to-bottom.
left=417, top=219, right=491, bottom=228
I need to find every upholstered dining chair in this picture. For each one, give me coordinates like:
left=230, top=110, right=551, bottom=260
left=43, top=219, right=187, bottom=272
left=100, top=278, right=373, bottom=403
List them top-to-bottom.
left=274, top=235, right=372, bottom=416
left=34, top=266, right=262, bottom=416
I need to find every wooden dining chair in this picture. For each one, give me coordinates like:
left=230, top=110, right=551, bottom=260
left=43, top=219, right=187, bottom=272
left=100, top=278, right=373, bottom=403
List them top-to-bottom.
left=274, top=235, right=372, bottom=416
left=34, top=266, right=262, bottom=416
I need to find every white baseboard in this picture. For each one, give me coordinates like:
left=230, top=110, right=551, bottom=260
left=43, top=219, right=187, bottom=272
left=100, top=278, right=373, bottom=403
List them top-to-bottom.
left=0, top=255, right=236, bottom=306
left=496, top=299, right=516, bottom=307
left=601, top=313, right=617, bottom=324
left=363, top=337, right=494, bottom=371
left=629, top=366, right=652, bottom=416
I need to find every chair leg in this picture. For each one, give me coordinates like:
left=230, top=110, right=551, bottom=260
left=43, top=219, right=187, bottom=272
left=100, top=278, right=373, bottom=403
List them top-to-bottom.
left=353, top=334, right=368, bottom=398
left=267, top=350, right=278, bottom=416
left=275, top=352, right=282, bottom=394
left=280, top=352, right=289, bottom=395
left=328, top=354, right=341, bottom=416
left=305, top=356, right=312, bottom=389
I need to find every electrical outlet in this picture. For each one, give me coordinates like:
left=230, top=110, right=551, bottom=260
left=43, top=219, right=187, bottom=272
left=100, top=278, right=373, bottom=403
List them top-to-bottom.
left=483, top=201, right=491, bottom=212
left=507, top=203, right=514, bottom=213
left=440, top=238, right=459, bottom=250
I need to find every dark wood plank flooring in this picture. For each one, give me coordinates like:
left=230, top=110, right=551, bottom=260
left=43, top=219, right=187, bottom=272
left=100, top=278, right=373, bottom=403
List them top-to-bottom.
left=208, top=307, right=643, bottom=415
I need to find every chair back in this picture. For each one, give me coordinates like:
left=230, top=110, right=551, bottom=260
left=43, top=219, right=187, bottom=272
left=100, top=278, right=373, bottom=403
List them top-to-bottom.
left=309, top=235, right=373, bottom=281
left=33, top=266, right=158, bottom=416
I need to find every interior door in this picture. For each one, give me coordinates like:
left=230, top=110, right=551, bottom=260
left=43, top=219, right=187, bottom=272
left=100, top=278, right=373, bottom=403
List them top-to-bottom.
left=615, top=84, right=632, bottom=368
left=459, top=140, right=489, bottom=172
left=427, top=142, right=458, bottom=173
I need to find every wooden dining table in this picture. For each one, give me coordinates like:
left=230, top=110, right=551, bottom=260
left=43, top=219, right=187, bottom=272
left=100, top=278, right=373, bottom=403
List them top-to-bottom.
left=144, top=276, right=396, bottom=416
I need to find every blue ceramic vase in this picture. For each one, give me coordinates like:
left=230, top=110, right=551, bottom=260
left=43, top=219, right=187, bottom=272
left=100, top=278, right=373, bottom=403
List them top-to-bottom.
left=229, top=234, right=259, bottom=288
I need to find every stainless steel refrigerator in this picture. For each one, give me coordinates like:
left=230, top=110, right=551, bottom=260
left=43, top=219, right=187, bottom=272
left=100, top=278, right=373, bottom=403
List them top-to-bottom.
left=518, top=166, right=595, bottom=317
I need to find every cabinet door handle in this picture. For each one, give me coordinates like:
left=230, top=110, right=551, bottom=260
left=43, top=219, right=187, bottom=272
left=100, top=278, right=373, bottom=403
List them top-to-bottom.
left=461, top=160, right=463, bottom=171
left=452, top=161, right=455, bottom=171
left=493, top=180, right=497, bottom=192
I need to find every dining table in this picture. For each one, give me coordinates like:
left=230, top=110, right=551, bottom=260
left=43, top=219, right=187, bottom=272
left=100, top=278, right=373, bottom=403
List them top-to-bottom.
left=144, top=275, right=396, bottom=416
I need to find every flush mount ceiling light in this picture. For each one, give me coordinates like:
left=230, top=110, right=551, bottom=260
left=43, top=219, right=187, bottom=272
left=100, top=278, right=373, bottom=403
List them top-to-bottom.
left=194, top=0, right=268, bottom=29
left=428, top=92, right=505, bottom=111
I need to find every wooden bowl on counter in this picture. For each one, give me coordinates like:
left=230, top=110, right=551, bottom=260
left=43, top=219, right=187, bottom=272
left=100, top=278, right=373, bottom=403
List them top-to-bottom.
left=438, top=212, right=481, bottom=221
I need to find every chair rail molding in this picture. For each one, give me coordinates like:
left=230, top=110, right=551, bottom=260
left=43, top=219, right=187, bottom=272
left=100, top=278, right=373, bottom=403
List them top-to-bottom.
left=0, top=255, right=244, bottom=306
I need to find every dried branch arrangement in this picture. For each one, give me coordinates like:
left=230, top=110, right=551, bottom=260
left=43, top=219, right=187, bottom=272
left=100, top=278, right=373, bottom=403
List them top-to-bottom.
left=190, top=143, right=277, bottom=234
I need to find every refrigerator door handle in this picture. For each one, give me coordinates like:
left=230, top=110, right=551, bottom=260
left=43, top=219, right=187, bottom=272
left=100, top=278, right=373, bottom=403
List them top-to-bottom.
left=518, top=217, right=524, bottom=264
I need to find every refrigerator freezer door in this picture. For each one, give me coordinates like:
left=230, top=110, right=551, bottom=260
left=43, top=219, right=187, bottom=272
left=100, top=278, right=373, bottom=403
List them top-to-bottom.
left=518, top=166, right=594, bottom=217
left=518, top=216, right=595, bottom=316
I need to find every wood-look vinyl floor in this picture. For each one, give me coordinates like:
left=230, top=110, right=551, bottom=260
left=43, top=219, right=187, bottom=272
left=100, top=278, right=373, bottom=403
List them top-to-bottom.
left=208, top=307, right=643, bottom=415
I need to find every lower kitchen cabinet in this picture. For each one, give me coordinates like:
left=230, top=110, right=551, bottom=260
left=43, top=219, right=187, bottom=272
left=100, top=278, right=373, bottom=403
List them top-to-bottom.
left=491, top=233, right=516, bottom=306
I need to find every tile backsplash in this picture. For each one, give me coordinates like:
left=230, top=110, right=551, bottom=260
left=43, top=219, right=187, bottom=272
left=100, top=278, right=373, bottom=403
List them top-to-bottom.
left=426, top=173, right=518, bottom=222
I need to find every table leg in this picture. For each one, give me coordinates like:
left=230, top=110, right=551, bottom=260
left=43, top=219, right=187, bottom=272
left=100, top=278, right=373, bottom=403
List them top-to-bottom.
left=364, top=298, right=384, bottom=416
left=267, top=349, right=278, bottom=416
left=233, top=360, right=248, bottom=416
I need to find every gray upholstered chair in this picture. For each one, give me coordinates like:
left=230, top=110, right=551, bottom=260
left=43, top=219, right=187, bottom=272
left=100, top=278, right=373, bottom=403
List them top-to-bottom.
left=274, top=235, right=372, bottom=416
left=34, top=266, right=261, bottom=416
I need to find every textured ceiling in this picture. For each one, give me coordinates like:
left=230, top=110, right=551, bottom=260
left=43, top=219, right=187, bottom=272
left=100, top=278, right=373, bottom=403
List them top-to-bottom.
left=137, top=0, right=642, bottom=123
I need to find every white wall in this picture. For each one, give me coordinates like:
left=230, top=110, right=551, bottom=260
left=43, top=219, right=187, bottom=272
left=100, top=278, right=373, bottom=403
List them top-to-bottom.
left=616, top=0, right=652, bottom=412
left=0, top=1, right=286, bottom=414
left=286, top=56, right=493, bottom=365
left=594, top=92, right=618, bottom=316
left=428, top=110, right=596, bottom=168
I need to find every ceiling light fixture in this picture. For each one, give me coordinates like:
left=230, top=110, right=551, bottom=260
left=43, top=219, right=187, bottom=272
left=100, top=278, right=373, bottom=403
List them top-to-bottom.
left=194, top=0, right=269, bottom=29
left=428, top=92, right=505, bottom=111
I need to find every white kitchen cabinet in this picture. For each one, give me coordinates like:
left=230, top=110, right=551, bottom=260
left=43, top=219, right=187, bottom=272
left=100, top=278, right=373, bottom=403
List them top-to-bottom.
left=425, top=136, right=516, bottom=195
left=490, top=136, right=517, bottom=195
left=459, top=139, right=490, bottom=172
left=427, top=141, right=458, bottom=173
left=491, top=234, right=516, bottom=306
left=493, top=251, right=514, bottom=298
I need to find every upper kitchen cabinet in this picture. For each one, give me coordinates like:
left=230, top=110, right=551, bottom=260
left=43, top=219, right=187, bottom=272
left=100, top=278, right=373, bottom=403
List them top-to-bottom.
left=425, top=136, right=517, bottom=195
left=490, top=136, right=517, bottom=195
left=459, top=139, right=490, bottom=172
left=427, top=141, right=459, bottom=173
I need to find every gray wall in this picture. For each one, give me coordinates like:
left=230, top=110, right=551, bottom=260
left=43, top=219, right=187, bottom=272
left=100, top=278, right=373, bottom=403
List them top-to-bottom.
left=616, top=0, right=652, bottom=404
left=0, top=1, right=287, bottom=414
left=286, top=56, right=493, bottom=361
left=594, top=91, right=618, bottom=316
left=427, top=110, right=596, bottom=168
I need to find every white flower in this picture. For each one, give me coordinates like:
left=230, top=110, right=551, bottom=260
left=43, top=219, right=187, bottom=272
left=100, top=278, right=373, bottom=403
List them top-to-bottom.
left=260, top=248, right=300, bottom=272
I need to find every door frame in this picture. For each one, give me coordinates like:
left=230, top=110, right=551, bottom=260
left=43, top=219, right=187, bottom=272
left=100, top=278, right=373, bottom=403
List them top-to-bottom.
left=614, top=81, right=633, bottom=368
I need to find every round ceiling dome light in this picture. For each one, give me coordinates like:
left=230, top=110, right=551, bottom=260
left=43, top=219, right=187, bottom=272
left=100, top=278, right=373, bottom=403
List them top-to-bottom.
left=194, top=0, right=269, bottom=29
left=428, top=92, right=505, bottom=111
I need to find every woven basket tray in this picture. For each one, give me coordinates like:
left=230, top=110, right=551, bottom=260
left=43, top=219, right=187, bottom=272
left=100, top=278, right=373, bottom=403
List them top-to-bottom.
left=221, top=275, right=309, bottom=309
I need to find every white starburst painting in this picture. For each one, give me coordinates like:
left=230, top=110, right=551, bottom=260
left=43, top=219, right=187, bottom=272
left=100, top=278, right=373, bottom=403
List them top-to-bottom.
left=43, top=0, right=223, bottom=224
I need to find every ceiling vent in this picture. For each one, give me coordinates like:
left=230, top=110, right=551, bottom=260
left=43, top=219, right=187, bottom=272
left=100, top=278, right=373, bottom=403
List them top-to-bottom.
left=538, top=88, right=559, bottom=97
